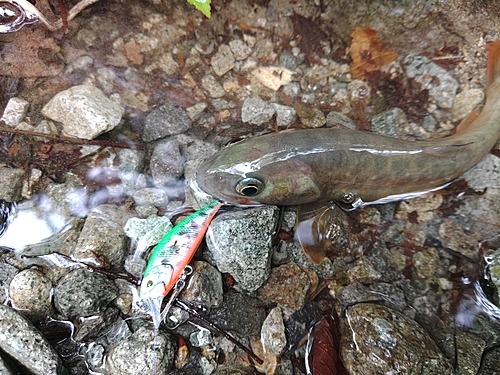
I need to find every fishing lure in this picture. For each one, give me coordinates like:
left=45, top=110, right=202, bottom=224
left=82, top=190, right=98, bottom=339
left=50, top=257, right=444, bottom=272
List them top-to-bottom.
left=0, top=200, right=17, bottom=238
left=139, top=200, right=222, bottom=329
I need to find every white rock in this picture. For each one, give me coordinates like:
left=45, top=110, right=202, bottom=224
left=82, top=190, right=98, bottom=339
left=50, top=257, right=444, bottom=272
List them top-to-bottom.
left=252, top=66, right=293, bottom=91
left=41, top=85, right=124, bottom=140
left=1, top=97, right=29, bottom=126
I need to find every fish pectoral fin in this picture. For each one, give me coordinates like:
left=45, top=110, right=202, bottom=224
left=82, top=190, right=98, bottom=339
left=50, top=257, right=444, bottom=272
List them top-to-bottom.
left=422, top=142, right=473, bottom=157
left=295, top=202, right=345, bottom=264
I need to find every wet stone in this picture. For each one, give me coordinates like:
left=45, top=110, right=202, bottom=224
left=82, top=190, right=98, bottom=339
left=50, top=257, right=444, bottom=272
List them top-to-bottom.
left=229, top=39, right=252, bottom=61
left=211, top=44, right=235, bottom=76
left=279, top=50, right=298, bottom=71
left=403, top=55, right=459, bottom=109
left=252, top=67, right=293, bottom=91
left=202, top=74, right=226, bottom=98
left=41, top=85, right=124, bottom=140
left=0, top=97, right=29, bottom=126
left=241, top=97, right=275, bottom=125
left=142, top=102, right=191, bottom=142
left=271, top=103, right=296, bottom=127
left=295, top=103, right=326, bottom=128
left=371, top=107, right=409, bottom=138
left=325, top=111, right=356, bottom=129
left=149, top=139, right=184, bottom=187
left=0, top=167, right=24, bottom=201
left=132, top=188, right=169, bottom=207
left=73, top=204, right=129, bottom=266
left=206, top=206, right=278, bottom=292
left=124, top=215, right=173, bottom=257
left=438, top=219, right=479, bottom=260
left=412, top=247, right=440, bottom=279
left=485, top=247, right=500, bottom=305
left=346, top=256, right=382, bottom=284
left=0, top=259, right=18, bottom=304
left=179, top=261, right=224, bottom=308
left=258, top=263, right=313, bottom=310
left=9, top=268, right=53, bottom=321
left=53, top=268, right=119, bottom=318
left=335, top=282, right=408, bottom=312
left=208, top=291, right=266, bottom=336
left=341, top=303, right=453, bottom=375
left=0, top=305, right=64, bottom=375
left=260, top=306, right=286, bottom=356
left=107, top=324, right=175, bottom=375
left=479, top=346, right=500, bottom=375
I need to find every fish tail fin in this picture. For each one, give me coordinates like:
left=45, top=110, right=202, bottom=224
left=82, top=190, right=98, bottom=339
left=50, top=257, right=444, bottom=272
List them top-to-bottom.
left=487, top=40, right=500, bottom=87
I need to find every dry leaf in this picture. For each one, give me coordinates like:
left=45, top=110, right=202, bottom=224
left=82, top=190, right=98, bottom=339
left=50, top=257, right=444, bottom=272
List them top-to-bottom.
left=349, top=27, right=398, bottom=80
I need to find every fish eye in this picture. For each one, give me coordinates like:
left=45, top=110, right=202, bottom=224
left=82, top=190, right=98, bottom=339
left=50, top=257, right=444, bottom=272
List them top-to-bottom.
left=235, top=177, right=264, bottom=197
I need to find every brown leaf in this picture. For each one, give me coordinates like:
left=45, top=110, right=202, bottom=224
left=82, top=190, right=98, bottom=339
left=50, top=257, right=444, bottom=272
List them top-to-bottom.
left=349, top=27, right=398, bottom=80
left=7, top=142, right=21, bottom=156
left=309, top=312, right=350, bottom=375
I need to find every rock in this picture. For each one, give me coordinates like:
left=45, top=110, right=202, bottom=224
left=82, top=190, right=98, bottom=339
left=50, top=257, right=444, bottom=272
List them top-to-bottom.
left=229, top=39, right=252, bottom=61
left=211, top=45, right=235, bottom=76
left=279, top=50, right=298, bottom=71
left=403, top=55, right=459, bottom=109
left=252, top=67, right=293, bottom=91
left=202, top=74, right=226, bottom=98
left=41, top=85, right=124, bottom=140
left=452, top=88, right=484, bottom=121
left=0, top=97, right=29, bottom=126
left=241, top=97, right=275, bottom=125
left=142, top=102, right=192, bottom=142
left=294, top=102, right=326, bottom=128
left=271, top=103, right=296, bottom=127
left=371, top=107, right=409, bottom=138
left=325, top=111, right=356, bottom=129
left=149, top=139, right=184, bottom=187
left=106, top=148, right=144, bottom=196
left=462, top=154, right=500, bottom=190
left=0, top=167, right=24, bottom=201
left=132, top=188, right=169, bottom=207
left=73, top=204, right=130, bottom=267
left=206, top=206, right=279, bottom=292
left=124, top=215, right=173, bottom=257
left=438, top=219, right=479, bottom=260
left=412, top=247, right=440, bottom=279
left=485, top=247, right=500, bottom=305
left=346, top=256, right=382, bottom=284
left=0, top=260, right=18, bottom=304
left=179, top=261, right=224, bottom=308
left=258, top=263, right=314, bottom=310
left=9, top=268, right=53, bottom=321
left=53, top=268, right=119, bottom=318
left=209, top=291, right=266, bottom=336
left=341, top=303, right=453, bottom=375
left=0, top=305, right=64, bottom=375
left=260, top=306, right=286, bottom=356
left=107, top=324, right=175, bottom=375
left=479, top=346, right=500, bottom=375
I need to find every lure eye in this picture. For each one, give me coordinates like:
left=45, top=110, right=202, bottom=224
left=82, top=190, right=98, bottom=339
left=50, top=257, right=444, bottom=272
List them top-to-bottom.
left=235, top=177, right=264, bottom=197
left=342, top=192, right=355, bottom=203
left=146, top=280, right=153, bottom=288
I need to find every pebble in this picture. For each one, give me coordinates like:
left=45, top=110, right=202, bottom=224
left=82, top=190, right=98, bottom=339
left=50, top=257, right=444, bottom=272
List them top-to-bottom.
left=229, top=39, right=252, bottom=61
left=211, top=44, right=235, bottom=76
left=279, top=50, right=298, bottom=71
left=403, top=55, right=459, bottom=109
left=252, top=67, right=293, bottom=91
left=201, top=74, right=226, bottom=98
left=41, top=85, right=124, bottom=140
left=451, top=88, right=484, bottom=121
left=0, top=97, right=29, bottom=126
left=241, top=97, right=275, bottom=125
left=142, top=102, right=191, bottom=142
left=294, top=102, right=326, bottom=128
left=271, top=103, right=296, bottom=127
left=371, top=107, right=409, bottom=138
left=325, top=111, right=357, bottom=129
left=149, top=139, right=184, bottom=187
left=462, top=153, right=500, bottom=190
left=0, top=167, right=24, bottom=201
left=132, top=188, right=169, bottom=207
left=73, top=204, right=130, bottom=266
left=205, top=206, right=279, bottom=292
left=123, top=215, right=173, bottom=257
left=438, top=219, right=479, bottom=260
left=412, top=247, right=440, bottom=279
left=484, top=247, right=500, bottom=304
left=346, top=256, right=382, bottom=284
left=0, top=260, right=18, bottom=304
left=179, top=261, right=224, bottom=308
left=258, top=263, right=315, bottom=310
left=9, top=268, right=53, bottom=321
left=53, top=268, right=118, bottom=318
left=341, top=303, right=453, bottom=374
left=0, top=305, right=64, bottom=375
left=260, top=306, right=286, bottom=356
left=107, top=324, right=175, bottom=375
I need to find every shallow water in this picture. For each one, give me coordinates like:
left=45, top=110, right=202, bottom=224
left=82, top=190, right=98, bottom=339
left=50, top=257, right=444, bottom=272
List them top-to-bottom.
left=2, top=0, right=500, bottom=374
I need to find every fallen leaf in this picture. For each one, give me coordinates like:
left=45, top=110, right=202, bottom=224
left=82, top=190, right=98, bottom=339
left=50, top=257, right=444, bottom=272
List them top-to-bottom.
left=349, top=27, right=398, bottom=80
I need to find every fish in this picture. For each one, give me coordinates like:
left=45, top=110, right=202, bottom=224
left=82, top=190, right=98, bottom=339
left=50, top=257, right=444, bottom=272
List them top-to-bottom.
left=196, top=41, right=500, bottom=262
left=197, top=42, right=500, bottom=208
left=139, top=200, right=222, bottom=328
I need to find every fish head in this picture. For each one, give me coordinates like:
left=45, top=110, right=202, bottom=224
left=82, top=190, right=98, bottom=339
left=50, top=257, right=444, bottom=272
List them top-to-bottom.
left=197, top=134, right=322, bottom=206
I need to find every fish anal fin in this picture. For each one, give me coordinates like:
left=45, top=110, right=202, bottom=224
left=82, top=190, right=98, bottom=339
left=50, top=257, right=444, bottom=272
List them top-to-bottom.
left=295, top=202, right=344, bottom=264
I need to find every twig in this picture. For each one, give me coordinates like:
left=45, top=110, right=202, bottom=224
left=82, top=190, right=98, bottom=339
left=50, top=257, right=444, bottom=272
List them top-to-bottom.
left=0, top=124, right=141, bottom=149
left=174, top=300, right=264, bottom=365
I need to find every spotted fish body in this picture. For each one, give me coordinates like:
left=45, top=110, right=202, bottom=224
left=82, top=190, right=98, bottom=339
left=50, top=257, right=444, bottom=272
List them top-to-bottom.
left=196, top=41, right=500, bottom=209
left=139, top=201, right=222, bottom=310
